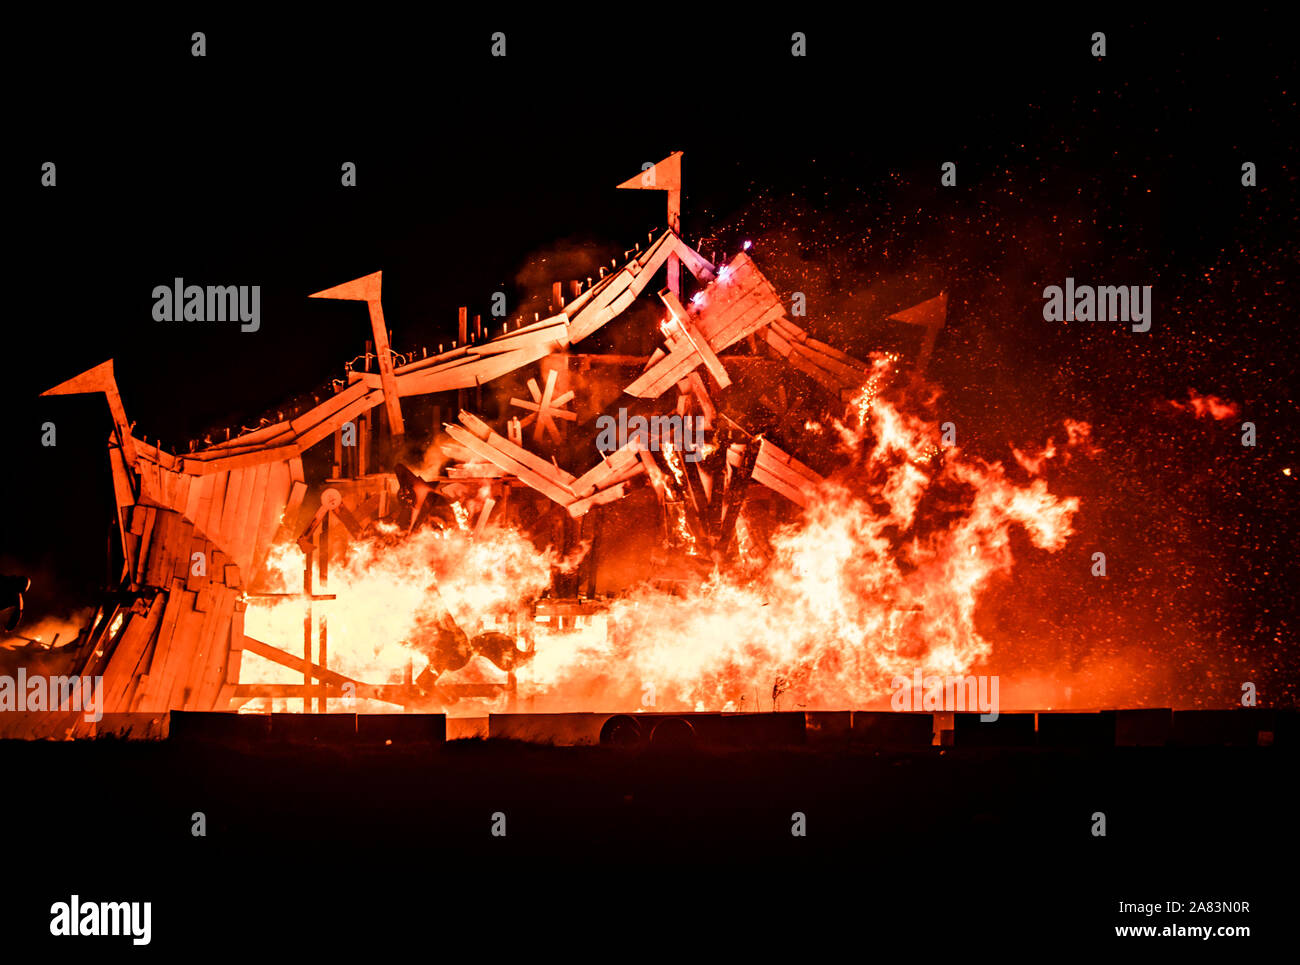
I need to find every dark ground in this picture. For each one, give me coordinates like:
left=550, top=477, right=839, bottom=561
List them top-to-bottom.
left=2, top=736, right=1290, bottom=953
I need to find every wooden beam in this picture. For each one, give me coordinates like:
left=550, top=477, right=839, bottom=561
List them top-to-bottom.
left=309, top=272, right=405, bottom=438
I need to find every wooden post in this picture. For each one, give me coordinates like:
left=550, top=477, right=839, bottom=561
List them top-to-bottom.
left=616, top=152, right=683, bottom=298
left=666, top=187, right=681, bottom=299
left=308, top=271, right=405, bottom=441
left=458, top=307, right=468, bottom=413
left=473, top=315, right=483, bottom=409
left=359, top=341, right=372, bottom=477
left=318, top=513, right=329, bottom=713
left=302, top=540, right=313, bottom=714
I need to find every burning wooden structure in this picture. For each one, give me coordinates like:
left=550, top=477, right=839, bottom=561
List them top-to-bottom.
left=34, top=153, right=947, bottom=729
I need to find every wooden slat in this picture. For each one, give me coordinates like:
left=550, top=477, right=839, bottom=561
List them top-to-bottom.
left=668, top=235, right=717, bottom=281
left=765, top=326, right=794, bottom=357
left=288, top=379, right=371, bottom=436
left=296, top=390, right=383, bottom=452
left=457, top=413, right=578, bottom=493
left=206, top=419, right=294, bottom=451
left=444, top=425, right=576, bottom=507
left=752, top=439, right=823, bottom=507
left=182, top=442, right=301, bottom=476
left=572, top=446, right=644, bottom=495
left=230, top=460, right=270, bottom=573
left=252, top=460, right=292, bottom=576
left=752, top=464, right=810, bottom=507
left=217, top=469, right=251, bottom=557
left=199, top=471, right=228, bottom=539
left=184, top=472, right=208, bottom=525
left=273, top=479, right=309, bottom=546
left=566, top=482, right=630, bottom=517
left=133, top=508, right=157, bottom=586
left=142, top=511, right=175, bottom=587
left=133, top=581, right=188, bottom=711
left=185, top=587, right=238, bottom=710
left=154, top=594, right=207, bottom=711
left=99, top=595, right=166, bottom=712
left=216, top=605, right=246, bottom=710
left=240, top=635, right=362, bottom=687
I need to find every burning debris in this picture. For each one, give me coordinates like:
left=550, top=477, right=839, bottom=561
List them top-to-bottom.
left=17, top=152, right=1085, bottom=732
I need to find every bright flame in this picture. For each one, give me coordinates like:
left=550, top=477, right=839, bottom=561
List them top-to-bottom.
left=240, top=359, right=1082, bottom=716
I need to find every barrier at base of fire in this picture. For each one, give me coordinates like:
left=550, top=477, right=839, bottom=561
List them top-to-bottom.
left=153, top=708, right=1296, bottom=748
left=1170, top=708, right=1287, bottom=747
left=168, top=710, right=446, bottom=745
left=849, top=711, right=935, bottom=747
left=488, top=712, right=808, bottom=747
left=953, top=712, right=1037, bottom=747
left=1034, top=712, right=1115, bottom=748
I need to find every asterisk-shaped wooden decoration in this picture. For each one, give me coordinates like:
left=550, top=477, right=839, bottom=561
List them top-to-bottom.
left=509, top=369, right=576, bottom=445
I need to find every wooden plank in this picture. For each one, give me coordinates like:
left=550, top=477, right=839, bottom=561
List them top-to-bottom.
left=668, top=235, right=717, bottom=282
left=566, top=271, right=636, bottom=342
left=706, top=293, right=785, bottom=351
left=680, top=317, right=730, bottom=388
left=465, top=318, right=569, bottom=355
left=765, top=326, right=794, bottom=357
left=789, top=340, right=869, bottom=387
left=624, top=341, right=701, bottom=398
left=470, top=346, right=554, bottom=386
left=784, top=346, right=845, bottom=393
left=395, top=360, right=482, bottom=395
left=686, top=372, right=716, bottom=427
left=288, top=380, right=371, bottom=436
left=296, top=390, right=383, bottom=452
left=457, top=413, right=578, bottom=492
left=206, top=419, right=294, bottom=451
left=444, top=426, right=576, bottom=507
left=752, top=439, right=824, bottom=507
left=757, top=439, right=824, bottom=486
left=182, top=442, right=301, bottom=476
left=572, top=446, right=644, bottom=495
left=638, top=448, right=668, bottom=499
left=232, top=460, right=271, bottom=574
left=252, top=460, right=292, bottom=576
left=226, top=464, right=261, bottom=573
left=752, top=464, right=811, bottom=507
left=217, top=470, right=250, bottom=556
left=173, top=471, right=192, bottom=518
left=200, top=471, right=228, bottom=540
left=184, top=472, right=207, bottom=525
left=273, top=479, right=308, bottom=546
left=566, top=483, right=629, bottom=517
left=133, top=508, right=157, bottom=586
left=142, top=511, right=175, bottom=587
left=161, top=516, right=196, bottom=584
left=185, top=537, right=209, bottom=593
left=134, top=581, right=188, bottom=712
left=185, top=587, right=238, bottom=710
left=154, top=594, right=209, bottom=711
left=99, top=595, right=166, bottom=712
left=215, top=603, right=246, bottom=710
left=194, top=610, right=235, bottom=710
left=239, top=635, right=362, bottom=687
